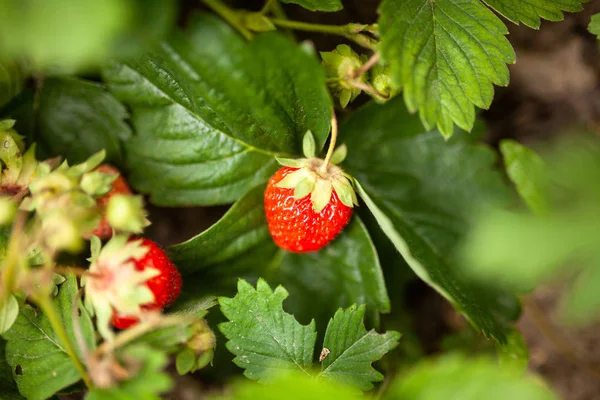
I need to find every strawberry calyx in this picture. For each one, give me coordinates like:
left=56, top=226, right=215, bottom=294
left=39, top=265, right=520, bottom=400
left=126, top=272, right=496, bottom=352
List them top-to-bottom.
left=274, top=131, right=358, bottom=213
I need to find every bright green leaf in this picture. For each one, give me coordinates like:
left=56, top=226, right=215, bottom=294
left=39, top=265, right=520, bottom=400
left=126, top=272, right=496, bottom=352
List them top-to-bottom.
left=279, top=0, right=343, bottom=12
left=378, top=0, right=514, bottom=137
left=483, top=0, right=586, bottom=29
left=590, top=13, right=600, bottom=37
left=103, top=14, right=332, bottom=206
left=0, top=60, right=27, bottom=108
left=32, top=77, right=131, bottom=165
left=342, top=98, right=517, bottom=342
left=500, top=140, right=548, bottom=214
left=169, top=185, right=390, bottom=329
left=2, top=274, right=96, bottom=400
left=218, top=279, right=317, bottom=382
left=218, top=280, right=398, bottom=389
left=0, top=295, right=18, bottom=334
left=318, top=305, right=400, bottom=391
left=496, top=328, right=529, bottom=373
left=0, top=339, right=24, bottom=400
left=85, top=345, right=172, bottom=400
left=382, top=354, right=557, bottom=400
left=210, top=371, right=362, bottom=400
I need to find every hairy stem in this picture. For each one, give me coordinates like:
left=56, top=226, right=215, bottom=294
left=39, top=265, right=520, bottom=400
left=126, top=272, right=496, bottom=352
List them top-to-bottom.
left=202, top=0, right=253, bottom=40
left=270, top=18, right=376, bottom=49
left=352, top=52, right=380, bottom=78
left=320, top=111, right=339, bottom=172
left=36, top=295, right=93, bottom=388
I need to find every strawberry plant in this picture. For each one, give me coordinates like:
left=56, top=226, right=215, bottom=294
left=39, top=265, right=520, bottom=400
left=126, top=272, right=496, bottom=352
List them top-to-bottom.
left=0, top=0, right=598, bottom=399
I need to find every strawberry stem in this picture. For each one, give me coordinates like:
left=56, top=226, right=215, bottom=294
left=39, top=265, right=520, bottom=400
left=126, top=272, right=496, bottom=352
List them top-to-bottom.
left=320, top=111, right=338, bottom=173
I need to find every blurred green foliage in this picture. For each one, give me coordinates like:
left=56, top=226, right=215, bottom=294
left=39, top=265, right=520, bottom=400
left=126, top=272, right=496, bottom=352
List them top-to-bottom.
left=462, top=136, right=600, bottom=325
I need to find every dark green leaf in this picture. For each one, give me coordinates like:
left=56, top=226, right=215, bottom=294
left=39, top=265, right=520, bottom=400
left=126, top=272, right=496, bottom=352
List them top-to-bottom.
left=279, top=0, right=343, bottom=12
left=378, top=0, right=514, bottom=137
left=483, top=0, right=586, bottom=29
left=103, top=14, right=332, bottom=206
left=0, top=60, right=27, bottom=108
left=33, top=77, right=131, bottom=165
left=343, top=97, right=516, bottom=342
left=500, top=140, right=548, bottom=213
left=169, top=186, right=390, bottom=329
left=277, top=217, right=390, bottom=328
left=2, top=274, right=95, bottom=400
left=218, top=279, right=317, bottom=382
left=318, top=305, right=400, bottom=391
left=0, top=339, right=24, bottom=400
left=85, top=345, right=172, bottom=400
left=382, top=354, right=556, bottom=400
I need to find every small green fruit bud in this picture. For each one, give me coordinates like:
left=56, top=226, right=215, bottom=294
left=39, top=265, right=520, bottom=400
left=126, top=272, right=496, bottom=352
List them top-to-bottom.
left=320, top=45, right=366, bottom=108
left=106, top=194, right=150, bottom=234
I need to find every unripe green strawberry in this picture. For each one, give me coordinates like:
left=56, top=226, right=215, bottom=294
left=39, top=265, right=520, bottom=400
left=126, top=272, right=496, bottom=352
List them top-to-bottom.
left=264, top=131, right=357, bottom=253
left=88, top=164, right=133, bottom=239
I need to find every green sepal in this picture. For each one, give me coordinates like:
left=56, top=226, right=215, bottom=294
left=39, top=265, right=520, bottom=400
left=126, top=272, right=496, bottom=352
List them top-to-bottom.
left=241, top=11, right=276, bottom=32
left=0, top=119, right=16, bottom=130
left=303, top=130, right=316, bottom=158
left=330, top=144, right=348, bottom=165
left=275, top=157, right=308, bottom=169
left=275, top=168, right=312, bottom=189
left=80, top=170, right=118, bottom=197
left=294, top=177, right=315, bottom=200
left=332, top=177, right=357, bottom=208
left=311, top=179, right=333, bottom=213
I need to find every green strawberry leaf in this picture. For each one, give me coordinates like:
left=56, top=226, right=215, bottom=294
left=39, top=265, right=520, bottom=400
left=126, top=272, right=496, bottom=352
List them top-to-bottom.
left=279, top=0, right=343, bottom=12
left=378, top=0, right=514, bottom=138
left=482, top=0, right=586, bottom=28
left=590, top=13, right=600, bottom=38
left=103, top=14, right=332, bottom=206
left=0, top=60, right=27, bottom=109
left=31, top=77, right=131, bottom=165
left=342, top=97, right=518, bottom=342
left=500, top=139, right=548, bottom=213
left=169, top=185, right=390, bottom=329
left=2, top=274, right=96, bottom=400
left=218, top=279, right=399, bottom=389
left=219, top=279, right=317, bottom=382
left=318, top=305, right=400, bottom=391
left=0, top=339, right=24, bottom=400
left=85, top=345, right=172, bottom=400
left=382, top=354, right=557, bottom=400
left=211, top=371, right=362, bottom=400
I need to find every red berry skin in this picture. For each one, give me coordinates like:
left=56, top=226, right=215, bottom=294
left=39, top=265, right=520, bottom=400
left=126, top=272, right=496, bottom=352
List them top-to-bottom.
left=89, top=164, right=133, bottom=239
left=264, top=167, right=353, bottom=253
left=111, top=238, right=182, bottom=329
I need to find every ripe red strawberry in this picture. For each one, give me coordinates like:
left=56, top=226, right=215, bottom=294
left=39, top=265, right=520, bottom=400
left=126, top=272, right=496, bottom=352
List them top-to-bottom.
left=263, top=126, right=358, bottom=253
left=89, top=164, right=132, bottom=239
left=265, top=166, right=354, bottom=252
left=111, top=238, right=182, bottom=329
